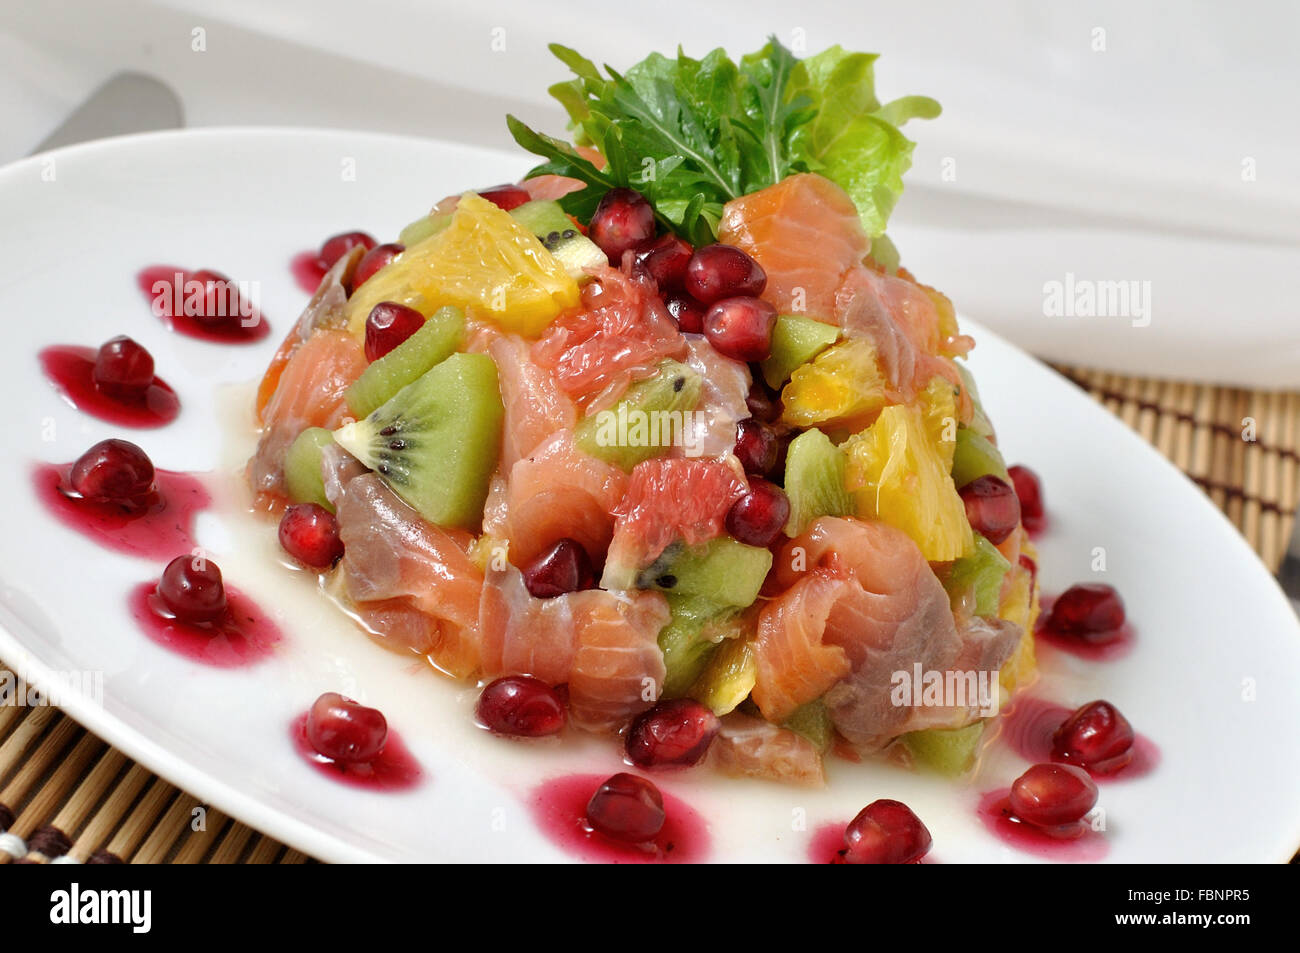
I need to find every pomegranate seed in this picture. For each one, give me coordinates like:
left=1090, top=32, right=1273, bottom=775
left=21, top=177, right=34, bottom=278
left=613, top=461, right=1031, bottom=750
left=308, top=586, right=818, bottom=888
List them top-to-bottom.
left=476, top=184, right=532, bottom=211
left=589, top=188, right=656, bottom=264
left=317, top=231, right=376, bottom=270
left=635, top=234, right=693, bottom=291
left=351, top=242, right=405, bottom=291
left=684, top=244, right=766, bottom=303
left=190, top=269, right=241, bottom=326
left=665, top=294, right=706, bottom=333
left=703, top=296, right=777, bottom=362
left=364, top=302, right=425, bottom=361
left=92, top=336, right=155, bottom=398
left=745, top=380, right=781, bottom=423
left=734, top=418, right=779, bottom=476
left=69, top=438, right=155, bottom=502
left=1007, top=464, right=1045, bottom=531
left=958, top=474, right=1021, bottom=545
left=726, top=480, right=790, bottom=547
left=278, top=503, right=345, bottom=569
left=522, top=538, right=595, bottom=599
left=1019, top=553, right=1038, bottom=590
left=157, top=554, right=227, bottom=624
left=1044, top=583, right=1126, bottom=640
left=476, top=675, right=566, bottom=737
left=306, top=691, right=388, bottom=764
left=625, top=698, right=721, bottom=768
left=1051, top=700, right=1135, bottom=773
left=1009, top=763, right=1098, bottom=828
left=585, top=773, right=665, bottom=843
left=843, top=799, right=932, bottom=864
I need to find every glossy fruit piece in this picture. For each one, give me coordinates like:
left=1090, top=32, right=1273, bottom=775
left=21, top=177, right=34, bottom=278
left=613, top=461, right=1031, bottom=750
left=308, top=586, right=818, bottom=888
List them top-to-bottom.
left=717, top=173, right=868, bottom=319
left=477, top=183, right=532, bottom=210
left=589, top=188, right=656, bottom=263
left=345, top=193, right=579, bottom=337
left=509, top=200, right=605, bottom=280
left=318, top=231, right=376, bottom=269
left=635, top=233, right=693, bottom=291
left=351, top=242, right=405, bottom=292
left=684, top=244, right=766, bottom=303
left=665, top=294, right=706, bottom=333
left=703, top=296, right=777, bottom=362
left=364, top=302, right=425, bottom=362
left=345, top=305, right=465, bottom=419
left=759, top=315, right=839, bottom=389
left=92, top=336, right=155, bottom=398
left=779, top=338, right=887, bottom=431
left=334, top=352, right=503, bottom=529
left=574, top=359, right=702, bottom=471
left=842, top=403, right=974, bottom=562
left=733, top=418, right=779, bottom=476
left=283, top=427, right=336, bottom=511
left=780, top=428, right=851, bottom=537
left=951, top=428, right=1010, bottom=488
left=69, top=439, right=155, bottom=502
left=600, top=458, right=747, bottom=590
left=1008, top=464, right=1046, bottom=531
left=958, top=475, right=1021, bottom=545
left=725, top=480, right=791, bottom=548
left=278, top=502, right=345, bottom=568
left=942, top=534, right=1011, bottom=617
left=634, top=536, right=773, bottom=607
left=522, top=538, right=596, bottom=598
left=157, top=554, right=227, bottom=624
left=1043, top=583, right=1125, bottom=638
left=655, top=599, right=748, bottom=700
left=691, top=634, right=757, bottom=715
left=476, top=675, right=566, bottom=737
left=306, top=692, right=388, bottom=763
left=625, top=698, right=721, bottom=768
left=1051, top=700, right=1135, bottom=772
left=901, top=720, right=986, bottom=776
left=1008, top=762, right=1098, bottom=827
left=585, top=773, right=665, bottom=843
left=843, top=799, right=932, bottom=864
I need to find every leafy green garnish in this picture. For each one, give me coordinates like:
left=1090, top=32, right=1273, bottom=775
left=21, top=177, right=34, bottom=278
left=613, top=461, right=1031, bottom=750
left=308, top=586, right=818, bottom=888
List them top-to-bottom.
left=507, top=39, right=938, bottom=246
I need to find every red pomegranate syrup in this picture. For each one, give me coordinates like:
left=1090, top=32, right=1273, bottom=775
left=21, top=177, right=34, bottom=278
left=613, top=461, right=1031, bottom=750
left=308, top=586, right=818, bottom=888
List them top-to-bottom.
left=289, top=251, right=328, bottom=295
left=136, top=265, right=271, bottom=343
left=38, top=346, right=180, bottom=427
left=32, top=463, right=210, bottom=560
left=128, top=581, right=281, bottom=668
left=1034, top=592, right=1136, bottom=661
left=998, top=696, right=1159, bottom=782
left=289, top=714, right=422, bottom=791
left=530, top=774, right=709, bottom=863
left=976, top=790, right=1109, bottom=862
left=807, top=822, right=935, bottom=864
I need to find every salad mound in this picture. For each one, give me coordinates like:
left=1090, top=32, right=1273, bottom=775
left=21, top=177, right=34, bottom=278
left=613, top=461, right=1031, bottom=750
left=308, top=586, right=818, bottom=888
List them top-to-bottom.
left=248, top=39, right=1039, bottom=784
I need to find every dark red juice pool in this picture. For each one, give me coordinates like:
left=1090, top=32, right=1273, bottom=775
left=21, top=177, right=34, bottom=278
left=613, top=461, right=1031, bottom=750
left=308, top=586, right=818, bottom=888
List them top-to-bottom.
left=137, top=265, right=271, bottom=343
left=38, top=346, right=180, bottom=427
left=33, top=463, right=209, bottom=560
left=128, top=581, right=281, bottom=668
left=998, top=696, right=1159, bottom=782
left=289, top=713, right=422, bottom=791
left=530, top=773, right=709, bottom=863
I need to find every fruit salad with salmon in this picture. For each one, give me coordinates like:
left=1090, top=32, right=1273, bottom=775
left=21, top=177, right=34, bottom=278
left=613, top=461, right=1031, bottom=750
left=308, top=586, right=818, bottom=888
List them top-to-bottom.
left=248, top=39, right=1040, bottom=785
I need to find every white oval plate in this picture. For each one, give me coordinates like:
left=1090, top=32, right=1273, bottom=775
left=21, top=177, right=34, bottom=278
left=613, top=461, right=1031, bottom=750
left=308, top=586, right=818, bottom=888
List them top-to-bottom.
left=1, top=129, right=1297, bottom=863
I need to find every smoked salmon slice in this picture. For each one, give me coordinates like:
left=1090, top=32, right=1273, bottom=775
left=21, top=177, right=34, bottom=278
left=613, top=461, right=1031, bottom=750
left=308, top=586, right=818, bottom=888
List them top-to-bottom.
left=719, top=173, right=869, bottom=322
left=248, top=328, right=367, bottom=500
left=336, top=473, right=484, bottom=677
left=755, top=516, right=1020, bottom=747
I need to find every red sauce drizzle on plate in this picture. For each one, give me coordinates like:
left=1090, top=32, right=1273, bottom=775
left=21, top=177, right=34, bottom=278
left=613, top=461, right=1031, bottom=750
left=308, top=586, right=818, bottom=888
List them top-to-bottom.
left=136, top=265, right=271, bottom=343
left=38, top=346, right=180, bottom=427
left=32, top=463, right=210, bottom=560
left=128, top=581, right=281, bottom=668
left=1034, top=592, right=1136, bottom=662
left=998, top=696, right=1159, bottom=782
left=289, top=713, right=422, bottom=791
left=530, top=773, right=709, bottom=863
left=976, top=790, right=1109, bottom=862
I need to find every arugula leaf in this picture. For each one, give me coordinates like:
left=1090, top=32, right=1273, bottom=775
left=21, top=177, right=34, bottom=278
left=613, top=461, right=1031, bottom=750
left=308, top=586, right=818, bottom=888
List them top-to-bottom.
left=507, top=39, right=938, bottom=246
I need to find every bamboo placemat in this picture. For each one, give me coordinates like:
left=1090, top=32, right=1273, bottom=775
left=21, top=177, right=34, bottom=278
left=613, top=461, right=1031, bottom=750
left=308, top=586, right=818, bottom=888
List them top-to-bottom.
left=0, top=367, right=1296, bottom=864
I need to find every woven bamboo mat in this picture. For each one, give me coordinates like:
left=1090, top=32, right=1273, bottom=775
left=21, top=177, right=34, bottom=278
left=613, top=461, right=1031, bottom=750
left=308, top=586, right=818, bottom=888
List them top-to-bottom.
left=0, top=368, right=1296, bottom=864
